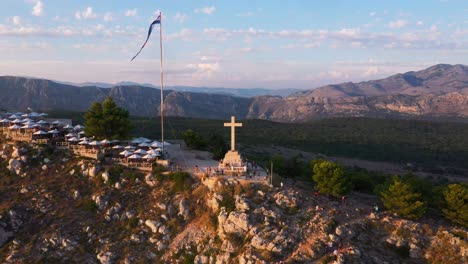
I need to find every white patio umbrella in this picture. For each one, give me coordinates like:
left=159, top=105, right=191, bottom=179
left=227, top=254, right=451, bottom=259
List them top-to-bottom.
left=29, top=112, right=40, bottom=117
left=21, top=113, right=31, bottom=117
left=39, top=113, right=48, bottom=116
left=9, top=114, right=20, bottom=119
left=0, top=118, right=11, bottom=123
left=21, top=118, right=34, bottom=123
left=11, top=119, right=23, bottom=123
left=36, top=120, right=49, bottom=125
left=52, top=120, right=62, bottom=125
left=8, top=124, right=21, bottom=129
left=20, top=124, right=36, bottom=129
left=63, top=124, right=73, bottom=129
left=74, top=124, right=84, bottom=130
left=48, top=129, right=60, bottom=134
left=33, top=130, right=48, bottom=135
left=78, top=131, right=85, bottom=135
left=65, top=133, right=76, bottom=137
left=67, top=137, right=79, bottom=142
left=79, top=137, right=90, bottom=141
left=138, top=137, right=151, bottom=143
left=130, top=138, right=143, bottom=144
left=100, top=139, right=111, bottom=144
left=78, top=140, right=89, bottom=145
left=88, top=141, right=102, bottom=146
left=150, top=141, right=162, bottom=148
left=163, top=141, right=172, bottom=145
left=138, top=142, right=150, bottom=147
left=112, top=145, right=124, bottom=149
left=124, top=145, right=135, bottom=150
left=134, top=149, right=147, bottom=155
left=146, top=149, right=160, bottom=155
left=119, top=150, right=133, bottom=157
left=127, top=154, right=142, bottom=159
left=142, top=154, right=157, bottom=159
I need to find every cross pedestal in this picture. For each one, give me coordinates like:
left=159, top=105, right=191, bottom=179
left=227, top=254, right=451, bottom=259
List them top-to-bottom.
left=220, top=116, right=246, bottom=175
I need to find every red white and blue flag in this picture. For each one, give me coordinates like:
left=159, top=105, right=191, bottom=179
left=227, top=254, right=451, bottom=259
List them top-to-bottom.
left=131, top=13, right=161, bottom=61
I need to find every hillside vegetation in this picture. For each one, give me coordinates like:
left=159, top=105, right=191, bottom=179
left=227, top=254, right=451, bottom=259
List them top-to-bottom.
left=47, top=111, right=468, bottom=170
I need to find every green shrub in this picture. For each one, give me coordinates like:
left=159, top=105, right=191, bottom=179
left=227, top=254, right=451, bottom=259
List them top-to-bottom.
left=168, top=172, right=192, bottom=192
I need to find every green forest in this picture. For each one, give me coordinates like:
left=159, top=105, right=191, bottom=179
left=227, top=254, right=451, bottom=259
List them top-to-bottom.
left=48, top=110, right=468, bottom=170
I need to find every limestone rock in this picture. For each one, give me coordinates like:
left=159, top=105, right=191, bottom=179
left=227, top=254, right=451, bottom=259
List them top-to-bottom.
left=7, top=159, right=21, bottom=174
left=41, top=164, right=48, bottom=171
left=89, top=165, right=100, bottom=177
left=102, top=171, right=110, bottom=184
left=145, top=173, right=156, bottom=186
left=207, top=192, right=223, bottom=213
left=92, top=194, right=108, bottom=211
left=235, top=195, right=250, bottom=212
left=178, top=198, right=190, bottom=220
left=223, top=211, right=251, bottom=234
left=145, top=220, right=160, bottom=233
left=97, top=251, right=113, bottom=264
left=194, top=255, right=209, bottom=264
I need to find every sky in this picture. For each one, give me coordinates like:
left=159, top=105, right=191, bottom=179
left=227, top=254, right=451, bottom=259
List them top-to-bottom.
left=0, top=0, right=467, bottom=89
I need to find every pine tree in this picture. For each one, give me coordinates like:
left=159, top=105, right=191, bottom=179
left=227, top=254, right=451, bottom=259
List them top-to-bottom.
left=84, top=97, right=131, bottom=140
left=312, top=160, right=351, bottom=197
left=381, top=177, right=427, bottom=220
left=442, top=183, right=468, bottom=227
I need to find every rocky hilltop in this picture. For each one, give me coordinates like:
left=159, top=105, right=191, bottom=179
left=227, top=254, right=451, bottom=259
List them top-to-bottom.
left=1, top=64, right=467, bottom=122
left=0, top=141, right=466, bottom=263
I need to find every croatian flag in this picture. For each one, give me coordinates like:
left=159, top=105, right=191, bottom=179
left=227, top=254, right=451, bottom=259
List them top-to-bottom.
left=131, top=13, right=161, bottom=61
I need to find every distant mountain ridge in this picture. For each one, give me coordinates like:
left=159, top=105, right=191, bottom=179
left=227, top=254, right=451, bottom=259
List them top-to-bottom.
left=1, top=64, right=467, bottom=122
left=54, top=80, right=301, bottom=98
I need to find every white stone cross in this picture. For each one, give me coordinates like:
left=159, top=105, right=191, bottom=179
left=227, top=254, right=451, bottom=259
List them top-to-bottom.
left=224, top=116, right=242, bottom=151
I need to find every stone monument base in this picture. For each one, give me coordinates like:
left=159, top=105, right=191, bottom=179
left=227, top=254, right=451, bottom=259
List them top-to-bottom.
left=219, top=150, right=247, bottom=175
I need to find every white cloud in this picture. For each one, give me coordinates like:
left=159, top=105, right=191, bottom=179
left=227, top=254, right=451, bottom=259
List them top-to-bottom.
left=32, top=0, right=44, bottom=16
left=195, top=6, right=216, bottom=15
left=75, top=7, right=97, bottom=20
left=125, top=9, right=137, bottom=17
left=103, top=12, right=113, bottom=22
left=369, top=12, right=376, bottom=17
left=173, top=13, right=187, bottom=23
left=11, top=16, right=21, bottom=26
left=388, top=19, right=408, bottom=29
left=416, top=21, right=424, bottom=26
left=429, top=24, right=438, bottom=32
left=167, top=29, right=193, bottom=41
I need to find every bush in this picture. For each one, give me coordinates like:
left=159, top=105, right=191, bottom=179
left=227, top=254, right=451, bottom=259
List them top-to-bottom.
left=312, top=160, right=351, bottom=197
left=168, top=172, right=192, bottom=192
left=380, top=177, right=427, bottom=220
left=441, top=183, right=468, bottom=227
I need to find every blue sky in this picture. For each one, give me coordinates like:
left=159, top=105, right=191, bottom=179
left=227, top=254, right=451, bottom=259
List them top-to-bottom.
left=1, top=0, right=467, bottom=89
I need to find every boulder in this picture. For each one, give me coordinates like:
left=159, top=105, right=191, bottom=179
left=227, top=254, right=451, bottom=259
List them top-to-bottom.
left=11, top=148, right=20, bottom=158
left=7, top=159, right=21, bottom=174
left=89, top=165, right=100, bottom=177
left=102, top=171, right=110, bottom=184
left=145, top=173, right=156, bottom=186
left=72, top=190, right=80, bottom=200
left=274, top=191, right=298, bottom=209
left=206, top=193, right=223, bottom=213
left=92, top=194, right=108, bottom=211
left=235, top=195, right=250, bottom=212
left=178, top=199, right=190, bottom=220
left=223, top=211, right=251, bottom=234
left=145, top=220, right=160, bottom=233
left=251, top=235, right=268, bottom=250
left=97, top=251, right=113, bottom=264
left=194, top=255, right=209, bottom=264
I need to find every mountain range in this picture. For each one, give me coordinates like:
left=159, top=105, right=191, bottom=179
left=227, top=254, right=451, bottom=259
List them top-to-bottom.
left=1, top=64, right=467, bottom=122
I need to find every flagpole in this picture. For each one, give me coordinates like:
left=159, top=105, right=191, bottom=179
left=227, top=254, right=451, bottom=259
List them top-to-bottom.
left=159, top=12, right=165, bottom=156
